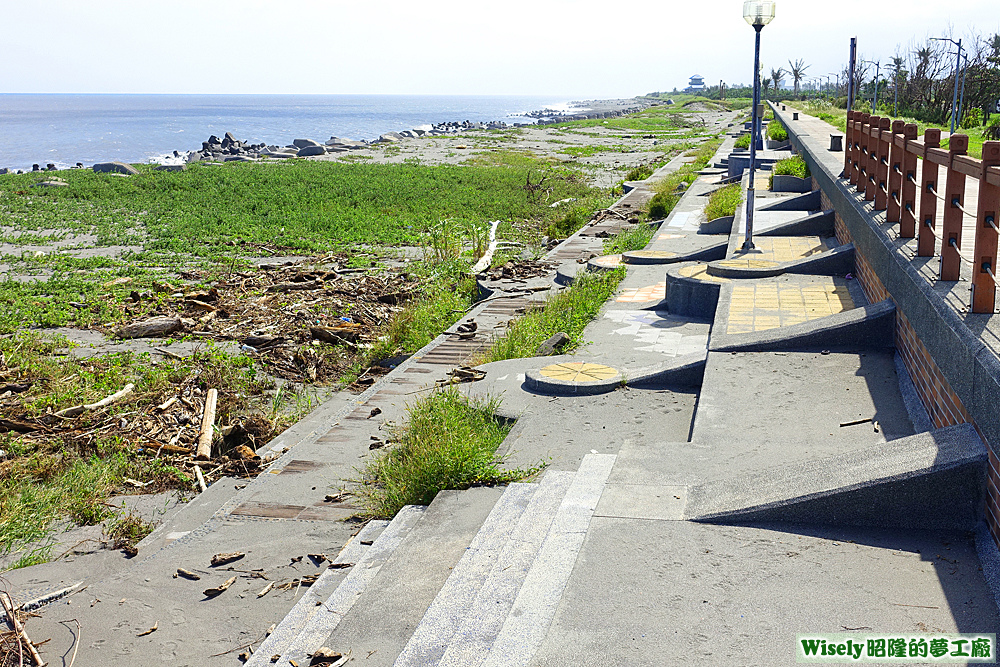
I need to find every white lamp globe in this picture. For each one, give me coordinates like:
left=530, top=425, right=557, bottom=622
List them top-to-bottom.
left=743, top=0, right=776, bottom=26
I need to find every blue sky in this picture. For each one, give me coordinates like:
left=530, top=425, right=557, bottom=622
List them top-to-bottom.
left=4, top=0, right=997, bottom=96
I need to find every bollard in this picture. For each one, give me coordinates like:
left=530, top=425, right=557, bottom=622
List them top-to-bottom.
left=792, top=112, right=799, bottom=120
left=865, top=116, right=882, bottom=201
left=874, top=117, right=892, bottom=211
left=886, top=120, right=906, bottom=223
left=899, top=124, right=919, bottom=238
left=917, top=129, right=941, bottom=257
left=940, top=134, right=969, bottom=281
left=830, top=135, right=844, bottom=151
left=971, top=142, right=1000, bottom=313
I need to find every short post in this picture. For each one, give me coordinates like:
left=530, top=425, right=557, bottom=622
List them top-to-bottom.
left=845, top=111, right=856, bottom=178
left=865, top=116, right=882, bottom=201
left=874, top=117, right=892, bottom=211
left=886, top=120, right=906, bottom=223
left=899, top=123, right=919, bottom=238
left=917, top=129, right=941, bottom=257
left=940, top=134, right=969, bottom=281
left=971, top=141, right=1000, bottom=313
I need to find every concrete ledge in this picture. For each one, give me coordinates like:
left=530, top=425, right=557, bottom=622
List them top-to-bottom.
left=771, top=174, right=812, bottom=193
left=757, top=189, right=821, bottom=212
left=756, top=209, right=835, bottom=237
left=699, top=215, right=734, bottom=235
left=621, top=241, right=729, bottom=266
left=707, top=243, right=855, bottom=280
left=665, top=263, right=725, bottom=319
left=710, top=298, right=896, bottom=352
left=523, top=351, right=709, bottom=396
left=686, top=424, right=988, bottom=530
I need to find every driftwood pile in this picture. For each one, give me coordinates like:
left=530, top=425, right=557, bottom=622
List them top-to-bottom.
left=108, top=256, right=426, bottom=385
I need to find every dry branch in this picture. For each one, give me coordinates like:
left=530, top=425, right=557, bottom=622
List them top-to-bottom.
left=53, top=383, right=135, bottom=419
left=196, top=389, right=218, bottom=460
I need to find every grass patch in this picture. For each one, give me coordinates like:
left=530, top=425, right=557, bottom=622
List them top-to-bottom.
left=767, top=121, right=788, bottom=141
left=734, top=133, right=752, bottom=149
left=645, top=136, right=725, bottom=220
left=769, top=155, right=811, bottom=189
left=704, top=184, right=742, bottom=221
left=603, top=225, right=655, bottom=255
left=481, top=269, right=624, bottom=363
left=358, top=388, right=537, bottom=517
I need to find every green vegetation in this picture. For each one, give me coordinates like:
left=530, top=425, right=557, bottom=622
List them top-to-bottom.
left=767, top=121, right=788, bottom=142
left=734, top=133, right=752, bottom=149
left=645, top=137, right=725, bottom=220
left=772, top=155, right=811, bottom=179
left=704, top=184, right=743, bottom=221
left=603, top=225, right=655, bottom=255
left=481, top=270, right=624, bottom=363
left=0, top=332, right=284, bottom=566
left=359, top=388, right=536, bottom=517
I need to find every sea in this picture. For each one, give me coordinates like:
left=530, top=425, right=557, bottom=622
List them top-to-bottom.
left=0, top=94, right=583, bottom=172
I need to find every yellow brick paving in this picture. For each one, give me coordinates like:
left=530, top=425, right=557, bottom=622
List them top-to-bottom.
left=734, top=236, right=826, bottom=262
left=677, top=264, right=730, bottom=283
left=727, top=278, right=854, bottom=334
left=617, top=282, right=667, bottom=303
left=538, top=362, right=619, bottom=382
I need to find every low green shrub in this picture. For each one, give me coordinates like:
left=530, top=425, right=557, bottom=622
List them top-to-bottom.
left=766, top=121, right=788, bottom=141
left=734, top=133, right=752, bottom=149
left=769, top=155, right=811, bottom=189
left=626, top=164, right=655, bottom=181
left=704, top=184, right=742, bottom=221
left=647, top=192, right=679, bottom=219
left=604, top=224, right=655, bottom=255
left=359, top=389, right=537, bottom=517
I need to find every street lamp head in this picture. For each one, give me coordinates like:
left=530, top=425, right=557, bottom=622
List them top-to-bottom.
left=743, top=0, right=775, bottom=27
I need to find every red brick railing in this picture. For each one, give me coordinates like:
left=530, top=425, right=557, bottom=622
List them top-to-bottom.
left=845, top=111, right=1000, bottom=313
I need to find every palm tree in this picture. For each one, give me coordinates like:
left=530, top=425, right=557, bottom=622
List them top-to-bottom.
left=788, top=58, right=809, bottom=95
left=770, top=67, right=786, bottom=98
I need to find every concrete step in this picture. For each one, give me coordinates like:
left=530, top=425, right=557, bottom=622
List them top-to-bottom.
left=686, top=423, right=987, bottom=530
left=480, top=454, right=617, bottom=667
left=437, top=471, right=575, bottom=667
left=393, top=482, right=542, bottom=666
left=304, top=486, right=506, bottom=667
left=253, top=505, right=426, bottom=667
left=246, top=518, right=391, bottom=666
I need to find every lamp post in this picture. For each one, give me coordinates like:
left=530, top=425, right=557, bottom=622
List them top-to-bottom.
left=741, top=0, right=775, bottom=254
left=931, top=37, right=963, bottom=133
left=957, top=53, right=969, bottom=129
left=860, top=59, right=879, bottom=112
left=887, top=62, right=904, bottom=117
left=828, top=72, right=841, bottom=99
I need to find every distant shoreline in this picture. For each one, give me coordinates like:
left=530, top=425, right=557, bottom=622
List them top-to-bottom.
left=0, top=94, right=655, bottom=173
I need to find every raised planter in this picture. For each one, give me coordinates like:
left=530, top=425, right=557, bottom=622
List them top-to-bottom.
left=765, top=139, right=790, bottom=150
left=771, top=174, right=812, bottom=193
left=699, top=215, right=735, bottom=235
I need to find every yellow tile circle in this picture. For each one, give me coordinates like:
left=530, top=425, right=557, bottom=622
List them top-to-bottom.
left=628, top=250, right=677, bottom=258
left=715, top=259, right=782, bottom=269
left=677, top=264, right=730, bottom=283
left=538, top=362, right=619, bottom=383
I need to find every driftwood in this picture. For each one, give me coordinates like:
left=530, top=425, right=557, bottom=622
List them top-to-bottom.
left=267, top=280, right=323, bottom=293
left=117, top=316, right=183, bottom=339
left=53, top=383, right=135, bottom=419
left=196, top=389, right=218, bottom=460
left=0, top=418, right=41, bottom=433
left=194, top=464, right=208, bottom=492
left=1, top=591, right=47, bottom=666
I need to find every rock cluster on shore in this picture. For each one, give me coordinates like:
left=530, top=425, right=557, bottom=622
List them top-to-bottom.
left=0, top=98, right=659, bottom=174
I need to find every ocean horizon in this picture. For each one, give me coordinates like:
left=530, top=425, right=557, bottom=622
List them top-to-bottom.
left=0, top=93, right=586, bottom=172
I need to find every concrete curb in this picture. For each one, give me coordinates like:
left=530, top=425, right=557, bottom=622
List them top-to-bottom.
left=757, top=189, right=821, bottom=212
left=756, top=209, right=836, bottom=237
left=699, top=215, right=734, bottom=235
left=706, top=243, right=855, bottom=279
left=664, top=262, right=725, bottom=319
left=710, top=297, right=896, bottom=353
left=523, top=351, right=708, bottom=396
left=686, top=423, right=988, bottom=530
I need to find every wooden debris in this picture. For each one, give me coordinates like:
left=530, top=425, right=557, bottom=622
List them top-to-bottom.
left=116, top=315, right=183, bottom=339
left=53, top=383, right=135, bottom=419
left=196, top=388, right=218, bottom=460
left=0, top=418, right=41, bottom=433
left=194, top=464, right=208, bottom=493
left=211, top=552, right=245, bottom=567
left=176, top=568, right=201, bottom=580
left=203, top=576, right=238, bottom=597
left=256, top=582, right=274, bottom=599
left=1, top=591, right=47, bottom=666
left=136, top=622, right=158, bottom=637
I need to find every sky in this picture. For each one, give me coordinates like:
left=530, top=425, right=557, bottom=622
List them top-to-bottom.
left=3, top=0, right=998, bottom=97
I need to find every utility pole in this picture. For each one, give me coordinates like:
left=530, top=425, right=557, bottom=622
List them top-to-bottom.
left=931, top=37, right=963, bottom=133
left=847, top=38, right=857, bottom=111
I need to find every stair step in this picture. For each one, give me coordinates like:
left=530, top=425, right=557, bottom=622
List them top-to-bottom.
left=480, top=454, right=617, bottom=667
left=438, top=471, right=575, bottom=667
left=392, top=482, right=539, bottom=666
left=295, top=486, right=505, bottom=666
left=252, top=505, right=426, bottom=667
left=246, top=518, right=391, bottom=665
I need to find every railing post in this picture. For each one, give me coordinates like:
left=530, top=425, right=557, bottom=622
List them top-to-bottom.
left=844, top=111, right=855, bottom=179
left=854, top=113, right=871, bottom=189
left=865, top=116, right=882, bottom=201
left=874, top=117, right=892, bottom=211
left=887, top=120, right=906, bottom=223
left=899, top=123, right=919, bottom=238
left=918, top=129, right=941, bottom=257
left=940, top=134, right=969, bottom=281
left=971, top=141, right=1000, bottom=313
